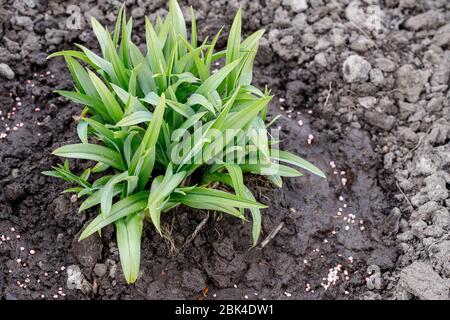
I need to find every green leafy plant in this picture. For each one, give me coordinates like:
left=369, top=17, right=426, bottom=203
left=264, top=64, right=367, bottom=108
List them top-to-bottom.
left=44, top=0, right=325, bottom=284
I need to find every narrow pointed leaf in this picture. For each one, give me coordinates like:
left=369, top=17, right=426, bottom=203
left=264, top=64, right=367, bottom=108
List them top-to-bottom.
left=53, top=144, right=125, bottom=171
left=79, top=191, right=149, bottom=240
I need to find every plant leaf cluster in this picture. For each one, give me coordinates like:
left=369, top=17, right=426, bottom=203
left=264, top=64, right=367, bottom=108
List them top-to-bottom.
left=44, top=0, right=325, bottom=284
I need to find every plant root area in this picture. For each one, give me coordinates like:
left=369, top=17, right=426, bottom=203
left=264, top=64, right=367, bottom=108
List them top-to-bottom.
left=1, top=1, right=449, bottom=300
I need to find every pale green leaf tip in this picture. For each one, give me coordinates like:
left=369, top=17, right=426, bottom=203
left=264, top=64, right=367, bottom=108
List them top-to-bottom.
left=90, top=16, right=99, bottom=25
left=78, top=233, right=87, bottom=242
left=125, top=274, right=138, bottom=284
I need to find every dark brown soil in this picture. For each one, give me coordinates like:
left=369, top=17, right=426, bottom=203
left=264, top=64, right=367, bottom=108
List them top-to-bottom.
left=1, top=0, right=449, bottom=300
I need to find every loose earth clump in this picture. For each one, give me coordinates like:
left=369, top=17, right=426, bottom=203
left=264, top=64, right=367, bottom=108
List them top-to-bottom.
left=1, top=0, right=449, bottom=300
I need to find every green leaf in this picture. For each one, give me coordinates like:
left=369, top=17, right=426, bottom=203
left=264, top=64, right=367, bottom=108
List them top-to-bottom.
left=169, top=0, right=187, bottom=56
left=113, top=5, right=125, bottom=46
left=190, top=6, right=197, bottom=48
left=225, top=7, right=242, bottom=93
left=91, top=17, right=128, bottom=88
left=121, top=17, right=134, bottom=70
left=145, top=17, right=167, bottom=90
left=205, top=27, right=223, bottom=73
left=238, top=30, right=264, bottom=86
left=178, top=36, right=209, bottom=81
left=128, top=42, right=157, bottom=94
left=75, top=44, right=120, bottom=85
left=174, top=46, right=205, bottom=74
left=48, top=50, right=93, bottom=67
left=64, top=56, right=98, bottom=97
left=196, top=59, right=241, bottom=96
left=88, top=70, right=124, bottom=123
left=111, top=83, right=147, bottom=113
left=56, top=90, right=110, bottom=121
left=141, top=92, right=160, bottom=105
left=187, top=93, right=216, bottom=115
left=130, top=94, right=166, bottom=190
left=140, top=94, right=165, bottom=154
left=223, top=96, right=272, bottom=130
left=166, top=99, right=195, bottom=118
left=116, top=111, right=153, bottom=127
left=171, top=111, right=206, bottom=141
left=249, top=116, right=270, bottom=161
left=82, top=117, right=121, bottom=150
left=77, top=120, right=89, bottom=144
left=123, top=131, right=138, bottom=166
left=53, top=143, right=125, bottom=171
left=271, top=150, right=326, bottom=178
left=92, top=162, right=110, bottom=173
left=240, top=163, right=302, bottom=177
left=147, top=164, right=186, bottom=234
left=224, top=164, right=246, bottom=216
left=80, top=168, right=91, bottom=181
left=100, top=171, right=137, bottom=217
left=267, top=175, right=283, bottom=188
left=79, top=184, right=122, bottom=213
left=62, top=187, right=84, bottom=194
left=172, top=187, right=265, bottom=209
left=243, top=187, right=261, bottom=247
left=79, top=191, right=149, bottom=240
left=115, top=212, right=144, bottom=284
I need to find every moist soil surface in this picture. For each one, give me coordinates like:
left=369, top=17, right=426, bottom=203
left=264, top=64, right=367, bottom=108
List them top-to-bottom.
left=0, top=0, right=449, bottom=300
